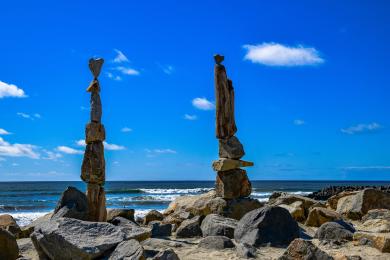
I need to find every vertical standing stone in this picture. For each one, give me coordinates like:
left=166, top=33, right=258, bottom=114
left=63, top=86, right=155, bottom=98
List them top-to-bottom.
left=213, top=54, right=253, bottom=199
left=81, top=58, right=107, bottom=222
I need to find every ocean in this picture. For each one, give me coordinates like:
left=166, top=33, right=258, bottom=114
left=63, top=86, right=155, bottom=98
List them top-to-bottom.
left=1, top=180, right=389, bottom=227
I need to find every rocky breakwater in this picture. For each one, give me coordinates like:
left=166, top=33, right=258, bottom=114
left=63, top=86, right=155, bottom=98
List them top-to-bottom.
left=212, top=54, right=253, bottom=199
left=81, top=58, right=107, bottom=222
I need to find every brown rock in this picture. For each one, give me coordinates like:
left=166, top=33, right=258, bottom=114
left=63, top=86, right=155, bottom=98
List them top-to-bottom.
left=214, top=54, right=224, bottom=64
left=89, top=58, right=104, bottom=79
left=215, top=63, right=237, bottom=139
left=90, top=92, right=102, bottom=122
left=85, top=122, right=106, bottom=143
left=218, top=136, right=245, bottom=159
left=81, top=142, right=105, bottom=185
left=212, top=158, right=254, bottom=171
left=215, top=168, right=251, bottom=199
left=86, top=184, right=107, bottom=221
left=336, top=189, right=390, bottom=220
left=327, top=191, right=359, bottom=210
left=268, top=193, right=321, bottom=219
left=279, top=201, right=306, bottom=222
left=305, top=207, right=341, bottom=227
left=107, top=208, right=135, bottom=222
left=144, top=210, right=164, bottom=225
left=0, top=214, right=21, bottom=238
left=0, top=228, right=19, bottom=260
left=353, top=231, right=390, bottom=253
left=278, top=238, right=333, bottom=260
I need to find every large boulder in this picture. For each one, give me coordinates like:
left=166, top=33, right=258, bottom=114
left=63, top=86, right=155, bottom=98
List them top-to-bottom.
left=215, top=168, right=252, bottom=199
left=52, top=186, right=89, bottom=221
left=336, top=189, right=390, bottom=220
left=164, top=190, right=262, bottom=223
left=327, top=191, right=359, bottom=210
left=268, top=193, right=321, bottom=219
left=279, top=201, right=306, bottom=222
left=234, top=206, right=299, bottom=247
left=305, top=207, right=341, bottom=227
left=107, top=208, right=135, bottom=222
left=358, top=209, right=390, bottom=233
left=144, top=210, right=164, bottom=225
left=0, top=214, right=21, bottom=238
left=200, top=214, right=237, bottom=238
left=176, top=216, right=202, bottom=238
left=111, top=217, right=151, bottom=242
left=31, top=218, right=127, bottom=259
left=150, top=221, right=172, bottom=237
left=314, top=221, right=355, bottom=241
left=0, top=228, right=19, bottom=260
left=353, top=232, right=390, bottom=253
left=198, top=236, right=235, bottom=249
left=18, top=238, right=39, bottom=259
left=278, top=238, right=333, bottom=260
left=108, top=239, right=144, bottom=260
left=236, top=243, right=256, bottom=258
left=152, top=248, right=180, bottom=260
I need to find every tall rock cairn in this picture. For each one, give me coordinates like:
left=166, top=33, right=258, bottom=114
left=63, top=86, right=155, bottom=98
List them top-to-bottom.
left=212, top=54, right=254, bottom=199
left=81, top=58, right=107, bottom=222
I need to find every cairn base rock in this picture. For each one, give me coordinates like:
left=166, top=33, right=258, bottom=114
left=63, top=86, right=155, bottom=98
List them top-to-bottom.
left=216, top=168, right=251, bottom=199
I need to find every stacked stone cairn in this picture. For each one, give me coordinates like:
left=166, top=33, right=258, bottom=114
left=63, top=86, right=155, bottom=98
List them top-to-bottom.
left=212, top=54, right=254, bottom=199
left=80, top=58, right=107, bottom=221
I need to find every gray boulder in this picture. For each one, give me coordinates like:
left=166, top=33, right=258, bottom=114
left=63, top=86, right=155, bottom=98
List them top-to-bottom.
left=219, top=136, right=245, bottom=159
left=52, top=186, right=89, bottom=221
left=234, top=206, right=299, bottom=247
left=200, top=214, right=237, bottom=238
left=176, top=216, right=202, bottom=238
left=111, top=217, right=151, bottom=242
left=31, top=218, right=127, bottom=259
left=314, top=220, right=355, bottom=241
left=150, top=221, right=172, bottom=237
left=0, top=228, right=19, bottom=260
left=198, top=235, right=235, bottom=249
left=141, top=238, right=184, bottom=249
left=278, top=238, right=333, bottom=260
left=108, top=239, right=144, bottom=260
left=236, top=243, right=256, bottom=258
left=152, top=248, right=180, bottom=260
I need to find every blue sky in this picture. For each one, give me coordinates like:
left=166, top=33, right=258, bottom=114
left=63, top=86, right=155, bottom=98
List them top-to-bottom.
left=0, top=1, right=389, bottom=181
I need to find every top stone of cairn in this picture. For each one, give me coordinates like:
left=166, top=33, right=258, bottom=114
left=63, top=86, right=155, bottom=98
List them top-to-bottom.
left=214, top=54, right=224, bottom=65
left=89, top=58, right=104, bottom=78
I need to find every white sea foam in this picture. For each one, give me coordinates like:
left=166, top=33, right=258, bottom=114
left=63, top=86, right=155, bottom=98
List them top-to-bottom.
left=139, top=188, right=213, bottom=194
left=134, top=209, right=164, bottom=218
left=7, top=212, right=50, bottom=227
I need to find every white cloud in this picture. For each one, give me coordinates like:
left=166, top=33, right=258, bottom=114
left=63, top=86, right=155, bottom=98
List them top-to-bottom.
left=243, top=43, right=324, bottom=66
left=113, top=49, right=129, bottom=63
left=158, top=64, right=174, bottom=75
left=115, top=66, right=140, bottom=75
left=106, top=72, right=122, bottom=81
left=0, top=81, right=27, bottom=98
left=192, top=98, right=214, bottom=110
left=17, top=112, right=41, bottom=120
left=184, top=114, right=197, bottom=120
left=293, top=119, right=305, bottom=126
left=341, top=122, right=382, bottom=135
left=121, top=127, right=132, bottom=133
left=0, top=128, right=11, bottom=135
left=0, top=137, right=40, bottom=159
left=76, top=139, right=86, bottom=147
left=104, top=142, right=125, bottom=151
left=57, top=146, right=83, bottom=155
left=145, top=148, right=177, bottom=157
left=42, top=150, right=63, bottom=160
left=342, top=166, right=390, bottom=171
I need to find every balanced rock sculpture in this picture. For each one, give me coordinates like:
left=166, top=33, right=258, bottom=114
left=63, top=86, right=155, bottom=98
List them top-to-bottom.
left=212, top=54, right=253, bottom=199
left=81, top=58, right=107, bottom=221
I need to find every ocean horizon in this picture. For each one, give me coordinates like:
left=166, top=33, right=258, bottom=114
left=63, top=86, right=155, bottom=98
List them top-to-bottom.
left=1, top=180, right=389, bottom=227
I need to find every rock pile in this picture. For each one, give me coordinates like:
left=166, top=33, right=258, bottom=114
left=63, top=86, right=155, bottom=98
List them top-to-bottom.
left=212, top=54, right=253, bottom=199
left=80, top=58, right=107, bottom=222
left=308, top=185, right=390, bottom=201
